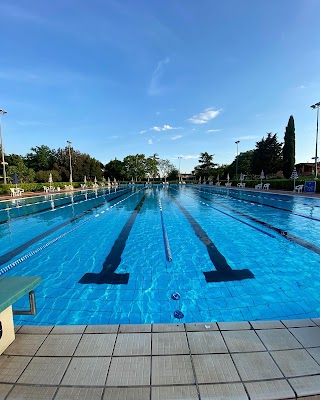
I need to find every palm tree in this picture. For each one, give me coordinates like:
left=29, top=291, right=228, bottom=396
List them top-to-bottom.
left=196, top=152, right=216, bottom=179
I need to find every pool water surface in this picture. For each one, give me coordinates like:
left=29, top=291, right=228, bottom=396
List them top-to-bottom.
left=1, top=185, right=320, bottom=325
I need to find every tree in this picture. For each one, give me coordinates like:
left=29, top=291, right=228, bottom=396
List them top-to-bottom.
left=283, top=115, right=295, bottom=178
left=251, top=133, right=283, bottom=175
left=25, top=145, right=57, bottom=172
left=229, top=150, right=254, bottom=178
left=194, top=152, right=216, bottom=179
left=7, top=156, right=35, bottom=183
left=104, top=159, right=124, bottom=181
left=158, top=159, right=175, bottom=181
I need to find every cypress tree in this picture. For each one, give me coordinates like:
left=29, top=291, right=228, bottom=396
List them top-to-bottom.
left=283, top=115, right=295, bottom=178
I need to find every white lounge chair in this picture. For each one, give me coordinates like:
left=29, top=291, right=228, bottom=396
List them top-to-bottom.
left=215, top=182, right=221, bottom=186
left=225, top=182, right=232, bottom=187
left=237, top=183, right=245, bottom=188
left=255, top=183, right=262, bottom=189
left=263, top=183, right=270, bottom=190
left=294, top=184, right=304, bottom=193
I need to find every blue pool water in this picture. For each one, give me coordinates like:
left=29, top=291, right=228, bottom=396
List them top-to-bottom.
left=1, top=185, right=320, bottom=325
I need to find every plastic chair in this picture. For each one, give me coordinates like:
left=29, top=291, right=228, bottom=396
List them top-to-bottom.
left=255, top=183, right=262, bottom=189
left=263, top=183, right=270, bottom=190
left=294, top=184, right=304, bottom=193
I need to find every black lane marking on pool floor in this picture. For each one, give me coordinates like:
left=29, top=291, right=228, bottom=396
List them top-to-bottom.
left=191, top=188, right=320, bottom=256
left=0, top=190, right=132, bottom=267
left=169, top=193, right=254, bottom=283
left=79, top=194, right=147, bottom=285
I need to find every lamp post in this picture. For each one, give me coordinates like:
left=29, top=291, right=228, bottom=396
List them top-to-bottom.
left=311, top=102, right=320, bottom=179
left=0, top=109, right=7, bottom=185
left=67, top=140, right=73, bottom=185
left=235, top=140, right=240, bottom=180
left=178, top=156, right=182, bottom=182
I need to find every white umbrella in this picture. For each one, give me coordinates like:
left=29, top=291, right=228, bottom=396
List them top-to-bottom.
left=290, top=166, right=299, bottom=189
left=260, top=170, right=265, bottom=185
left=48, top=173, right=53, bottom=183
left=227, top=173, right=230, bottom=183
left=240, top=173, right=244, bottom=183
left=216, top=174, right=219, bottom=182
left=84, top=176, right=87, bottom=184
left=94, top=176, right=97, bottom=184
left=102, top=176, right=106, bottom=182
left=198, top=176, right=201, bottom=184
left=107, top=177, right=111, bottom=186
left=203, top=177, right=206, bottom=185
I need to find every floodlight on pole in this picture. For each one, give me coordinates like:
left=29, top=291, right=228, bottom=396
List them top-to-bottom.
left=310, top=101, right=320, bottom=179
left=0, top=109, right=7, bottom=185
left=67, top=140, right=73, bottom=185
left=235, top=140, right=240, bottom=180
left=178, top=156, right=182, bottom=182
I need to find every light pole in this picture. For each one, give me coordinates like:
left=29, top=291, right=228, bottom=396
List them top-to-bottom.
left=311, top=102, right=320, bottom=179
left=0, top=109, right=7, bottom=185
left=67, top=140, right=73, bottom=185
left=235, top=140, right=240, bottom=180
left=178, top=156, right=182, bottom=182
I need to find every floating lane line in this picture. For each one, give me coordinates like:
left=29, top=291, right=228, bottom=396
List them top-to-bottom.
left=190, top=187, right=320, bottom=256
left=0, top=189, right=145, bottom=275
left=158, top=197, right=172, bottom=262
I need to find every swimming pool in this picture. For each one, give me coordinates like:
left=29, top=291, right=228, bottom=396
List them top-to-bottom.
left=1, top=185, right=320, bottom=325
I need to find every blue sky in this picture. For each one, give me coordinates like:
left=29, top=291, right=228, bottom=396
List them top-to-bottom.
left=1, top=0, right=320, bottom=174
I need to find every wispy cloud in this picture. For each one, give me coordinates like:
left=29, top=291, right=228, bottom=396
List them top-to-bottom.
left=1, top=4, right=45, bottom=24
left=148, top=57, right=170, bottom=96
left=297, top=84, right=306, bottom=89
left=188, top=107, right=222, bottom=124
left=151, top=124, right=180, bottom=131
left=206, top=129, right=222, bottom=133
left=139, top=130, right=147, bottom=134
left=171, top=135, right=182, bottom=140
left=148, top=138, right=153, bottom=144
left=172, top=154, right=199, bottom=160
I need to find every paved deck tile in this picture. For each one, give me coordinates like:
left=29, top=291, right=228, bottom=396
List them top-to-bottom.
left=281, top=319, right=316, bottom=328
left=218, top=321, right=251, bottom=330
left=249, top=321, right=285, bottom=330
left=185, top=322, right=218, bottom=331
left=153, top=323, right=185, bottom=332
left=85, top=324, right=118, bottom=334
left=119, top=324, right=151, bottom=333
left=18, top=325, right=53, bottom=334
left=51, top=325, right=86, bottom=334
left=289, top=326, right=320, bottom=347
left=256, top=328, right=303, bottom=351
left=222, top=330, right=265, bottom=352
left=187, top=331, right=227, bottom=354
left=152, top=332, right=189, bottom=355
left=74, top=333, right=116, bottom=356
left=113, top=333, right=151, bottom=356
left=4, top=334, right=47, bottom=356
left=36, top=334, right=81, bottom=356
left=306, top=347, right=320, bottom=364
left=271, top=349, right=320, bottom=377
left=232, top=352, right=283, bottom=381
left=193, top=354, right=240, bottom=384
left=152, top=355, right=194, bottom=385
left=0, top=356, right=32, bottom=383
left=106, top=356, right=150, bottom=386
left=17, top=357, right=70, bottom=385
left=61, top=357, right=110, bottom=386
left=288, top=375, right=320, bottom=398
left=244, top=379, right=295, bottom=400
left=198, top=383, right=248, bottom=400
left=0, top=384, right=13, bottom=400
left=6, top=385, right=57, bottom=400
left=152, top=385, right=198, bottom=400
left=56, top=387, right=103, bottom=400
left=103, top=387, right=150, bottom=400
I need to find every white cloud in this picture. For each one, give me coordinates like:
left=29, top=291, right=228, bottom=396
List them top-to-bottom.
left=148, top=57, right=170, bottom=96
left=297, top=84, right=306, bottom=89
left=188, top=107, right=222, bottom=124
left=156, top=111, right=160, bottom=115
left=151, top=124, right=180, bottom=131
left=206, top=129, right=222, bottom=133
left=139, top=130, right=147, bottom=134
left=171, top=135, right=182, bottom=140
left=148, top=138, right=153, bottom=144
left=172, top=154, right=199, bottom=160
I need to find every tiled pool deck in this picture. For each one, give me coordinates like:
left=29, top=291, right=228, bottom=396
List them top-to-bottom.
left=1, top=320, right=320, bottom=399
